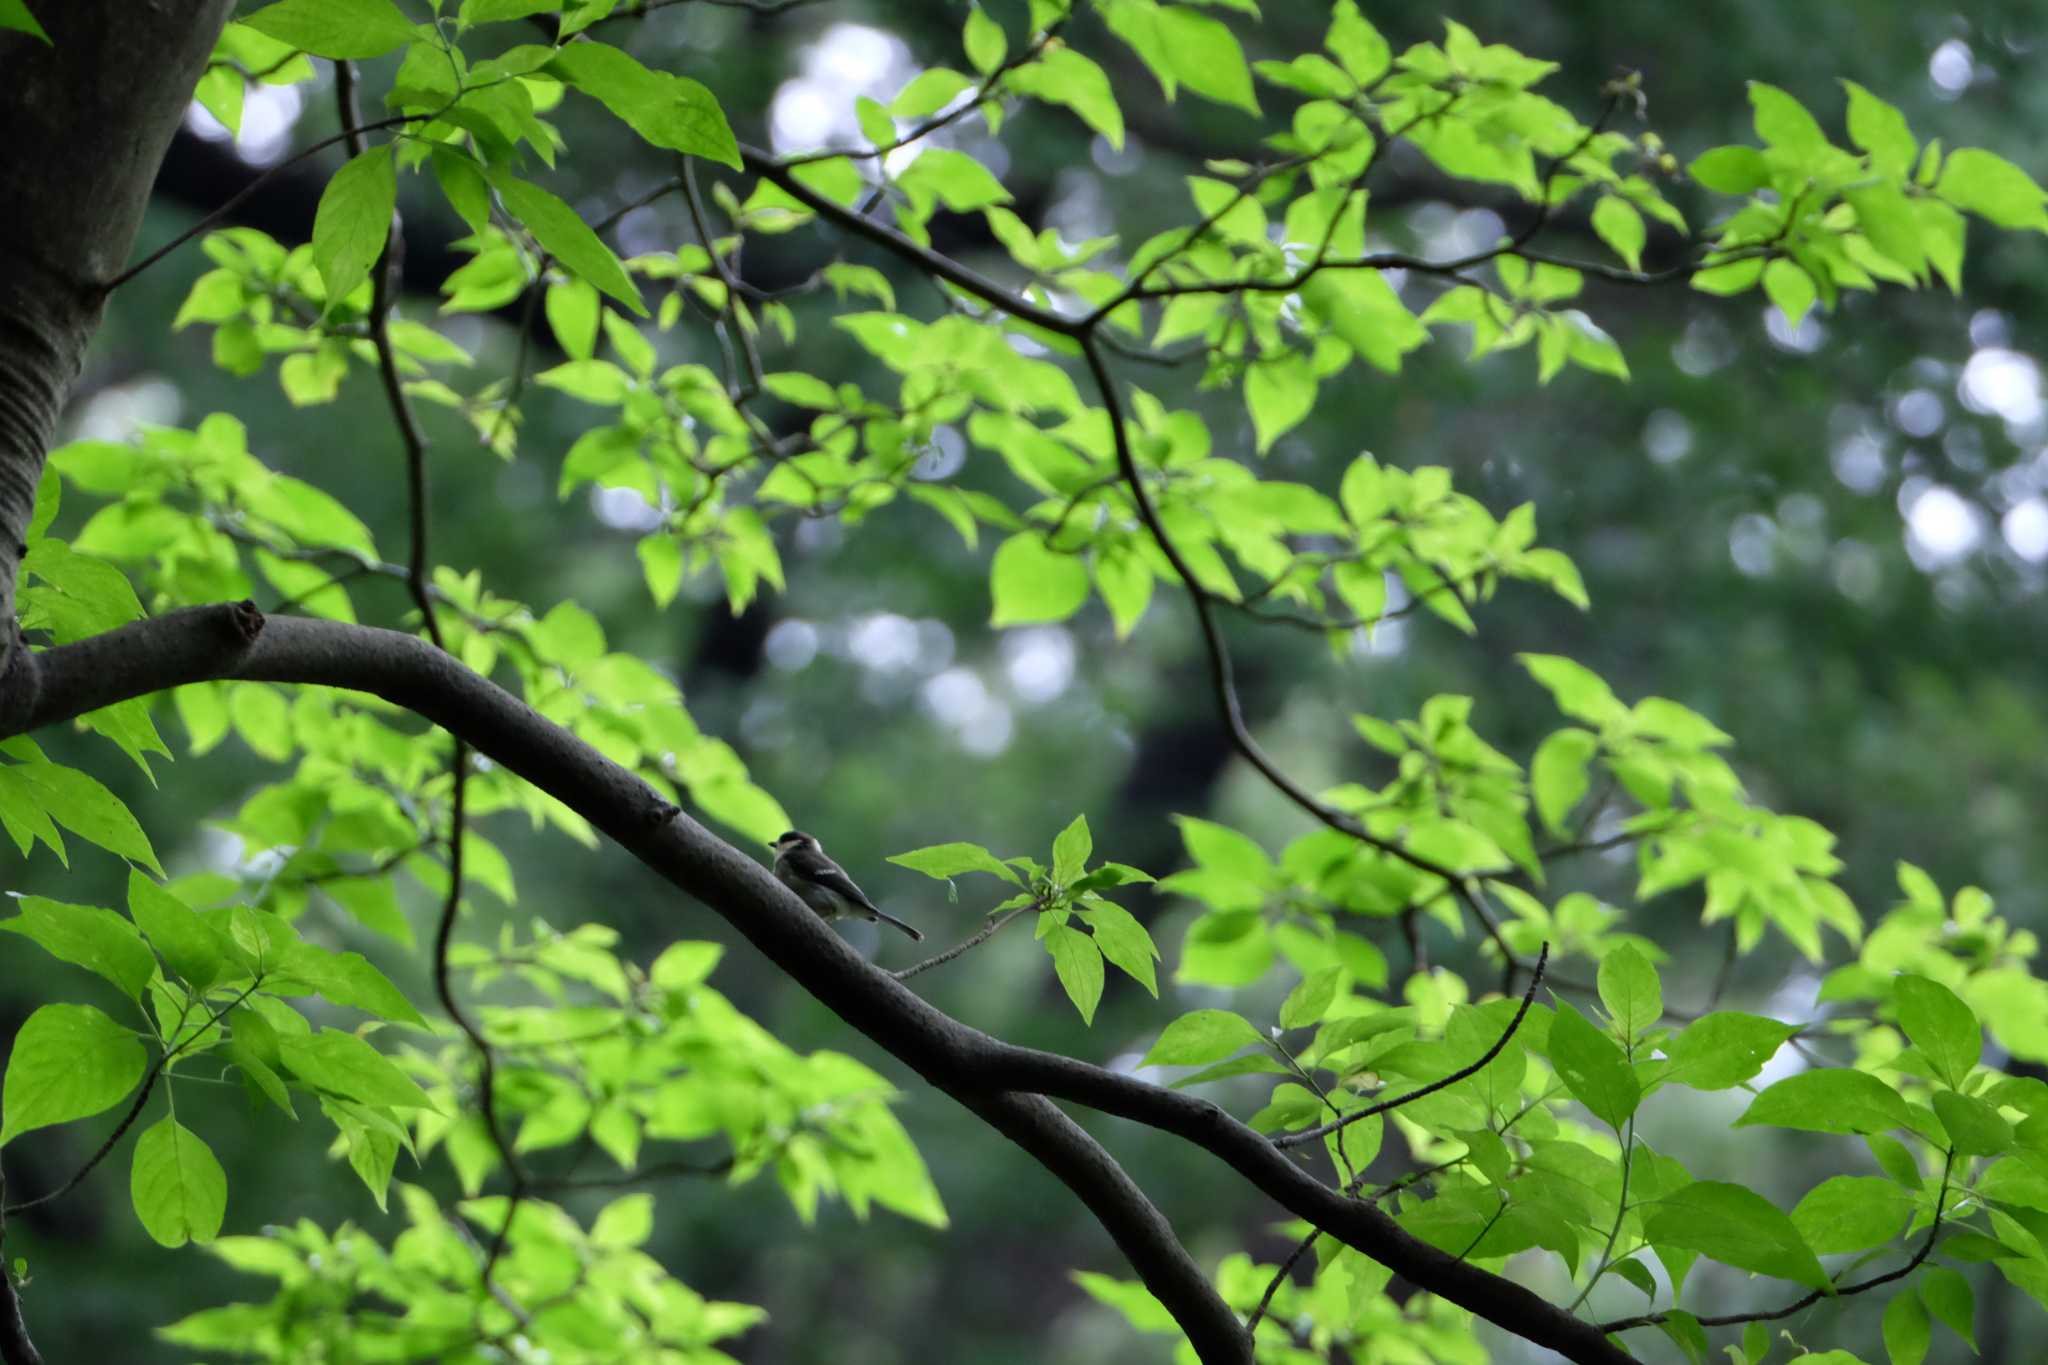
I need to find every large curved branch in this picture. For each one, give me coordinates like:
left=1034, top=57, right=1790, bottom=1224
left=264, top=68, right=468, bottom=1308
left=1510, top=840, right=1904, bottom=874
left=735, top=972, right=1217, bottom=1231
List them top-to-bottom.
left=6, top=606, right=1636, bottom=1365
left=964, top=1090, right=1250, bottom=1362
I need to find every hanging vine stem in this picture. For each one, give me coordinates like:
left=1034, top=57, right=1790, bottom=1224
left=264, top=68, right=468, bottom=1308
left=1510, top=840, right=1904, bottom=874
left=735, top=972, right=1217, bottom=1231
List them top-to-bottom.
left=335, top=61, right=517, bottom=1287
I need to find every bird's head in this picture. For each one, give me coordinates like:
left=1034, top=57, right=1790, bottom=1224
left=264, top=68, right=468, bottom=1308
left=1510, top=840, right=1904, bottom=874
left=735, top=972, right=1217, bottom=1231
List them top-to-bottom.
left=771, top=830, right=817, bottom=855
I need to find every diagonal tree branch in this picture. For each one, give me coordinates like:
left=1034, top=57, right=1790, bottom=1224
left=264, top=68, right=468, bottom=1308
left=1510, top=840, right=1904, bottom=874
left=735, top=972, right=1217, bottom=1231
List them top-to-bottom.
left=5, top=606, right=1636, bottom=1365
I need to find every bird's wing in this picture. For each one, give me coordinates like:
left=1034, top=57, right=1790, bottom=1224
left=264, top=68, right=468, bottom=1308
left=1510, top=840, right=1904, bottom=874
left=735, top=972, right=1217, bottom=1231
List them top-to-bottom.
left=787, top=845, right=881, bottom=912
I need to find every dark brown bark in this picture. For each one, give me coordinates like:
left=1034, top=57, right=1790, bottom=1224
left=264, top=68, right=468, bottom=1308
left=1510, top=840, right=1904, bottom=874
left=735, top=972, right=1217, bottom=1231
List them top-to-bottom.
left=0, top=0, right=236, bottom=692
left=0, top=10, right=236, bottom=1361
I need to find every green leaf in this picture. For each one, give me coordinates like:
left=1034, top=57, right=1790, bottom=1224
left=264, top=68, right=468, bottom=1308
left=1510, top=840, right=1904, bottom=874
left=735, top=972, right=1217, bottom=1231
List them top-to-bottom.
left=0, top=0, right=50, bottom=42
left=241, top=0, right=414, bottom=58
left=1323, top=1, right=1390, bottom=84
left=962, top=3, right=1006, bottom=75
left=1153, top=4, right=1259, bottom=113
left=548, top=42, right=741, bottom=169
left=1006, top=47, right=1124, bottom=149
left=893, top=68, right=975, bottom=120
left=1842, top=80, right=1916, bottom=178
left=1749, top=83, right=1829, bottom=158
left=311, top=146, right=395, bottom=312
left=1689, top=146, right=1770, bottom=195
left=1936, top=147, right=2048, bottom=231
left=898, top=148, right=1013, bottom=213
left=491, top=172, right=648, bottom=316
left=1591, top=196, right=1646, bottom=272
left=1763, top=259, right=1816, bottom=328
left=1302, top=271, right=1427, bottom=374
left=545, top=278, right=601, bottom=360
left=1244, top=351, right=1317, bottom=453
left=637, top=532, right=683, bottom=607
left=990, top=533, right=1090, bottom=626
left=1519, top=654, right=1627, bottom=728
left=1529, top=727, right=1597, bottom=833
left=8, top=757, right=161, bottom=872
left=1051, top=814, right=1093, bottom=884
left=1173, top=816, right=1277, bottom=888
left=888, top=842, right=1025, bottom=885
left=128, top=871, right=231, bottom=991
left=2, top=896, right=157, bottom=999
left=1081, top=901, right=1159, bottom=996
left=1045, top=924, right=1105, bottom=1025
left=274, top=943, right=426, bottom=1026
left=1597, top=945, right=1661, bottom=1041
left=1280, top=966, right=1343, bottom=1030
left=1893, top=974, right=1981, bottom=1090
left=1547, top=1001, right=1638, bottom=1129
left=0, top=1003, right=147, bottom=1146
left=1141, top=1009, right=1263, bottom=1066
left=1662, top=1012, right=1799, bottom=1090
left=277, top=1030, right=435, bottom=1110
left=1736, top=1068, right=1909, bottom=1135
left=1931, top=1089, right=2012, bottom=1156
left=131, top=1116, right=227, bottom=1247
left=1790, top=1175, right=1914, bottom=1254
left=1643, top=1181, right=1830, bottom=1291
left=1920, top=1266, right=1974, bottom=1347
left=1073, top=1271, right=1177, bottom=1333
left=1883, top=1289, right=1931, bottom=1365
left=1657, top=1310, right=1710, bottom=1365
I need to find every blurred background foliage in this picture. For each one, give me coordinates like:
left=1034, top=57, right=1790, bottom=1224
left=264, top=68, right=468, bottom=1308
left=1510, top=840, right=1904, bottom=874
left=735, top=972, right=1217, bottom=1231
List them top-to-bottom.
left=8, top=2, right=2047, bottom=1361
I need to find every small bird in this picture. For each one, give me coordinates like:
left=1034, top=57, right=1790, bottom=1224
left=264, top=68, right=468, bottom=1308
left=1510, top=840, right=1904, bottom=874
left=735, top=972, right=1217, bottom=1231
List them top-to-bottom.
left=771, top=830, right=923, bottom=941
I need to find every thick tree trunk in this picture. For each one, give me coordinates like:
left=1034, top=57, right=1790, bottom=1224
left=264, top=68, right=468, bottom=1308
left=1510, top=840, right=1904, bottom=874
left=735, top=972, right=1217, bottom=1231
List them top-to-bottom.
left=0, top=0, right=233, bottom=712
left=0, top=5, right=233, bottom=1355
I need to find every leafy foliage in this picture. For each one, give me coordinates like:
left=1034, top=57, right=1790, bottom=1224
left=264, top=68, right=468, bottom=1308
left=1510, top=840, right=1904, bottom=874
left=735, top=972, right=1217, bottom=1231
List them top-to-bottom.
left=7, top=2, right=2048, bottom=1364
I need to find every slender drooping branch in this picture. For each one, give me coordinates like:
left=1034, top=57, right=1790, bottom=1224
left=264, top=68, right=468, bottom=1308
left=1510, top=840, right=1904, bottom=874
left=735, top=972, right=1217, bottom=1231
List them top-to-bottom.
left=7, top=607, right=1637, bottom=1365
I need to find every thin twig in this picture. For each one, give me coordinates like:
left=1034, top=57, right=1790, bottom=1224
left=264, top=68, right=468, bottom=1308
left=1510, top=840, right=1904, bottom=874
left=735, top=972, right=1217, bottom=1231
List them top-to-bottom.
left=105, top=112, right=430, bottom=292
left=894, top=904, right=1034, bottom=982
left=1272, top=944, right=1547, bottom=1150
left=4, top=980, right=261, bottom=1216
left=1565, top=1116, right=1634, bottom=1312
left=1599, top=1149, right=1955, bottom=1334
left=1244, top=1159, right=1457, bottom=1339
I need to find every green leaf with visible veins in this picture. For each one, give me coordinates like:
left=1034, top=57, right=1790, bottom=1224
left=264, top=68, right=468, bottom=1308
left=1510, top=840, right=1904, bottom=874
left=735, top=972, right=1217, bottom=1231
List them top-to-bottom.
left=242, top=0, right=414, bottom=58
left=549, top=42, right=741, bottom=168
left=311, top=146, right=395, bottom=312
left=490, top=172, right=648, bottom=316
left=990, top=533, right=1090, bottom=625
left=887, top=842, right=1024, bottom=885
left=3, top=896, right=157, bottom=999
left=1045, top=924, right=1105, bottom=1024
left=1893, top=974, right=1981, bottom=1089
left=1547, top=1001, right=1639, bottom=1129
left=0, top=1003, right=147, bottom=1146
left=1141, top=1009, right=1263, bottom=1066
left=278, top=1030, right=435, bottom=1110
left=1735, top=1067, right=1908, bottom=1135
left=131, top=1116, right=227, bottom=1247
left=1644, top=1181, right=1829, bottom=1290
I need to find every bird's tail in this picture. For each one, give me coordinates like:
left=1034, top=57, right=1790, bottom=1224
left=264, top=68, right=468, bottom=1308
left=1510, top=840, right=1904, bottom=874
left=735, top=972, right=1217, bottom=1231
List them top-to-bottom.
left=871, top=908, right=924, bottom=941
